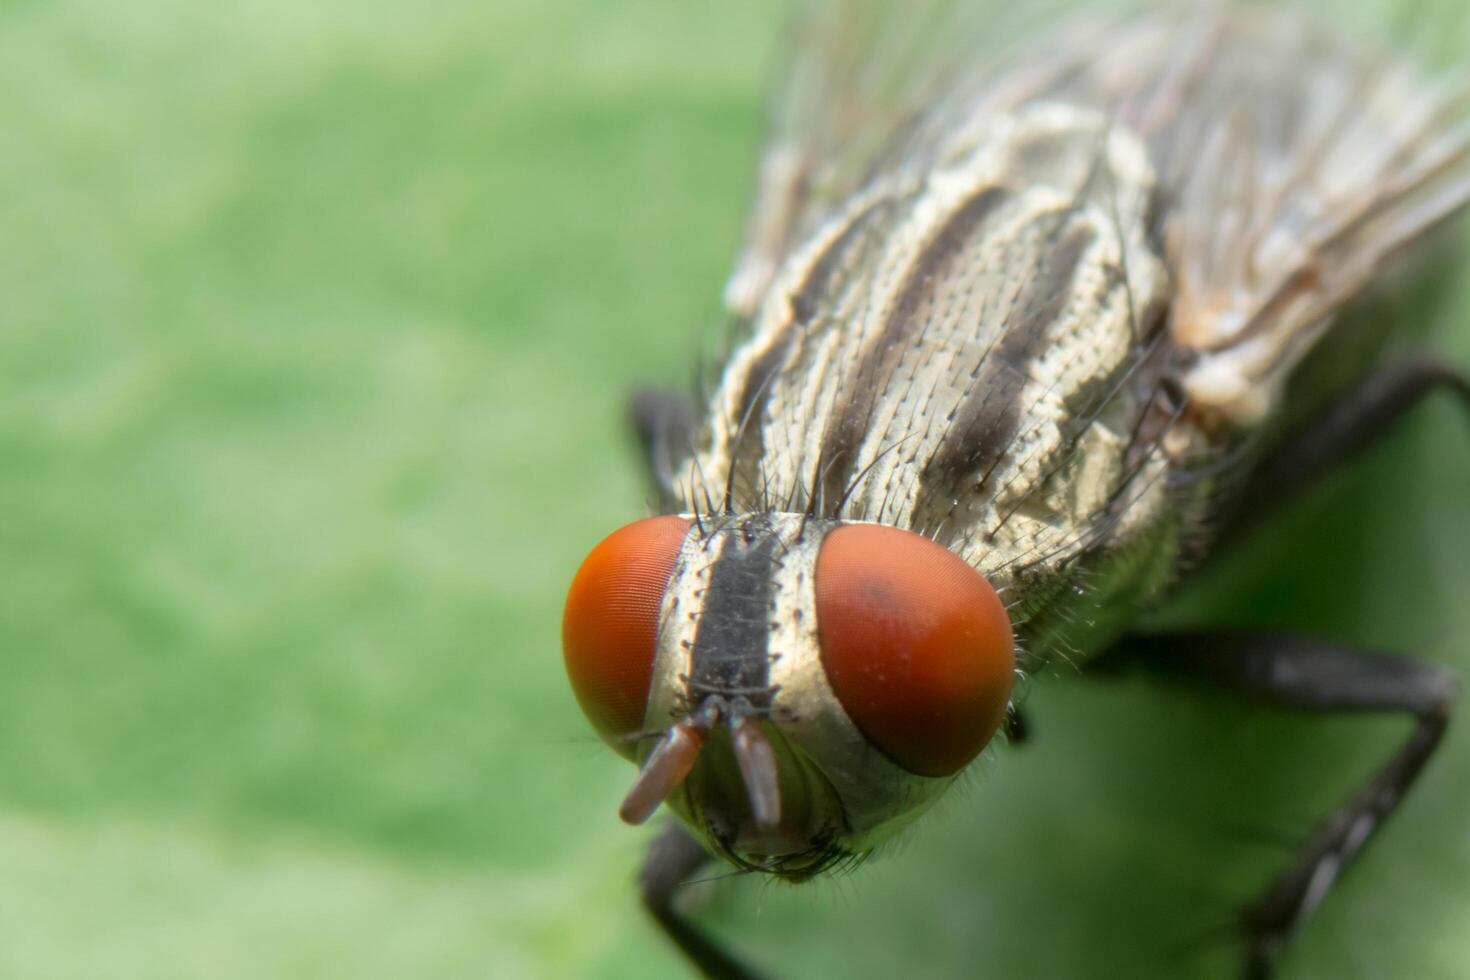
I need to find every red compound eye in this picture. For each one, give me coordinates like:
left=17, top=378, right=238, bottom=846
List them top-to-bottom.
left=563, top=516, right=691, bottom=756
left=815, top=523, right=1015, bottom=777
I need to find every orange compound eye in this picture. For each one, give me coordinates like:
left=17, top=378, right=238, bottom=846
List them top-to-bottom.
left=563, top=516, right=691, bottom=755
left=815, top=523, right=1014, bottom=777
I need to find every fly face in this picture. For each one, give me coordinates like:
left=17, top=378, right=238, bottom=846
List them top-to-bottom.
left=563, top=512, right=1014, bottom=875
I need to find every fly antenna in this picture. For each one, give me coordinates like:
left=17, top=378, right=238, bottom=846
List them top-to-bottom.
left=729, top=703, right=781, bottom=828
left=618, top=706, right=717, bottom=826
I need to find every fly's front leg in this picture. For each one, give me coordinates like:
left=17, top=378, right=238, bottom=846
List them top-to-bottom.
left=1230, top=357, right=1470, bottom=537
left=628, top=388, right=699, bottom=512
left=1092, top=632, right=1457, bottom=979
left=1002, top=705, right=1030, bottom=746
left=639, top=823, right=767, bottom=980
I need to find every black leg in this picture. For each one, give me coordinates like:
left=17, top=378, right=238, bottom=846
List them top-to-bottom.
left=1230, top=357, right=1470, bottom=537
left=628, top=387, right=700, bottom=512
left=1092, top=631, right=1457, bottom=979
left=1002, top=705, right=1030, bottom=746
left=639, top=823, right=767, bottom=980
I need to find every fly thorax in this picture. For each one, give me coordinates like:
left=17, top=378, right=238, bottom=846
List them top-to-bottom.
left=673, top=104, right=1190, bottom=667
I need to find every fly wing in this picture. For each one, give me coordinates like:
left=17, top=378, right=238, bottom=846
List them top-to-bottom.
left=722, top=0, right=1066, bottom=320
left=722, top=0, right=1187, bottom=321
left=728, top=3, right=1470, bottom=427
left=1018, top=9, right=1470, bottom=427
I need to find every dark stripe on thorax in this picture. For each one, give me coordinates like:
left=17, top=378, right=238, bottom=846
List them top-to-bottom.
left=816, top=185, right=1011, bottom=513
left=724, top=195, right=903, bottom=509
left=913, top=219, right=1099, bottom=536
left=687, top=517, right=778, bottom=709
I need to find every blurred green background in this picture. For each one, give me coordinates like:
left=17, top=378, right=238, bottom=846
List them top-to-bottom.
left=1, top=1, right=1467, bottom=978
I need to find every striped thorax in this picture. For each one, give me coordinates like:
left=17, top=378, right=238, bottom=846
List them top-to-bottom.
left=689, top=104, right=1199, bottom=621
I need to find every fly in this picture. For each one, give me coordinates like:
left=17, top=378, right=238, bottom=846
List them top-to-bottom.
left=561, top=3, right=1470, bottom=977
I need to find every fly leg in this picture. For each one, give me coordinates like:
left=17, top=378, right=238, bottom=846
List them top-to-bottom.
left=1229, top=357, right=1470, bottom=536
left=629, top=388, right=699, bottom=511
left=1092, top=631, right=1457, bottom=979
left=1002, top=705, right=1030, bottom=745
left=639, top=823, right=766, bottom=980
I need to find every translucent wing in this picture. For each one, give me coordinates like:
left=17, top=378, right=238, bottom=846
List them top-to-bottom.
left=722, top=0, right=1018, bottom=318
left=724, top=0, right=1132, bottom=319
left=726, top=1, right=1470, bottom=427
left=1028, top=8, right=1470, bottom=425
